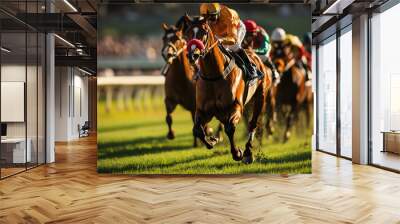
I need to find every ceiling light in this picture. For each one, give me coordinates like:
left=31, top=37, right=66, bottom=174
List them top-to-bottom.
left=63, top=0, right=78, bottom=12
left=54, top=34, right=75, bottom=48
left=1, top=47, right=11, bottom=53
left=78, top=67, right=93, bottom=76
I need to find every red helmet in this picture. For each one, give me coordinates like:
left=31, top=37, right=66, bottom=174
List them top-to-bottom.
left=244, top=20, right=258, bottom=33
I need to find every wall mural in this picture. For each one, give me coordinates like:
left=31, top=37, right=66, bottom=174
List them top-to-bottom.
left=97, top=3, right=312, bottom=174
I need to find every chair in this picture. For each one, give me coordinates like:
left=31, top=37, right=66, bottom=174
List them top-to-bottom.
left=79, top=121, right=90, bottom=138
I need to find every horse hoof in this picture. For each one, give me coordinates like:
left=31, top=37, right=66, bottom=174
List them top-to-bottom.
left=167, top=131, right=175, bottom=140
left=283, top=132, right=290, bottom=143
left=209, top=136, right=219, bottom=145
left=205, top=137, right=218, bottom=150
left=206, top=144, right=214, bottom=150
left=232, top=149, right=243, bottom=161
left=242, top=155, right=254, bottom=164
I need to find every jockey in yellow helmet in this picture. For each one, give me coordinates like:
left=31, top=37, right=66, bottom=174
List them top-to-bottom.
left=199, top=3, right=263, bottom=83
left=284, top=34, right=311, bottom=81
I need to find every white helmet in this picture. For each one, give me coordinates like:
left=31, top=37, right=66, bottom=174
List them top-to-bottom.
left=271, top=27, right=286, bottom=42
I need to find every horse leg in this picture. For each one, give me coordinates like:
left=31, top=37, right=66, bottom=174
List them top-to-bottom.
left=244, top=86, right=265, bottom=164
left=265, top=95, right=274, bottom=140
left=165, top=98, right=177, bottom=140
left=305, top=102, right=312, bottom=128
left=225, top=103, right=244, bottom=161
left=283, top=104, right=297, bottom=143
left=242, top=107, right=250, bottom=138
left=193, top=110, right=216, bottom=149
left=191, top=111, right=198, bottom=147
left=265, top=115, right=273, bottom=139
left=215, top=123, right=224, bottom=142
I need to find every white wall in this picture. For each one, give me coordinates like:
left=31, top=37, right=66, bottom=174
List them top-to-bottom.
left=55, top=67, right=89, bottom=141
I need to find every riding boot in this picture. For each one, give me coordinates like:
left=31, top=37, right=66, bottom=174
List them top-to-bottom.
left=236, top=48, right=263, bottom=83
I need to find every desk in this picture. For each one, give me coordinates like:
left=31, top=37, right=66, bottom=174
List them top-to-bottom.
left=382, top=131, right=400, bottom=154
left=1, top=138, right=31, bottom=163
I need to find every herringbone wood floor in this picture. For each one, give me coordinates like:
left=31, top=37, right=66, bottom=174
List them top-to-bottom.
left=0, top=135, right=400, bottom=224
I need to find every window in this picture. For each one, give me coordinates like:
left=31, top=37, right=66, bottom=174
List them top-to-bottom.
left=370, top=3, right=400, bottom=171
left=339, top=27, right=352, bottom=158
left=317, top=35, right=337, bottom=154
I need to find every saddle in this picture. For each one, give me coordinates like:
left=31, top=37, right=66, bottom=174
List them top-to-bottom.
left=218, top=44, right=261, bottom=105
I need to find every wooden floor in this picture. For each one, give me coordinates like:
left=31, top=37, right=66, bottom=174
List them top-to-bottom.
left=1, top=135, right=400, bottom=224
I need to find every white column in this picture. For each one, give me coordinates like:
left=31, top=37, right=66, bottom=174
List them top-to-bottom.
left=46, top=0, right=55, bottom=163
left=352, top=14, right=369, bottom=164
left=46, top=33, right=55, bottom=163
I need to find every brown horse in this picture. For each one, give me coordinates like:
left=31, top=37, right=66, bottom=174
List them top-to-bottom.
left=185, top=16, right=271, bottom=163
left=161, top=23, right=198, bottom=146
left=242, top=33, right=276, bottom=142
left=273, top=44, right=310, bottom=142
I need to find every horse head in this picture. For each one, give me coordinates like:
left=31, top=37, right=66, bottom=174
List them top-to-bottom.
left=184, top=14, right=215, bottom=65
left=161, top=23, right=185, bottom=64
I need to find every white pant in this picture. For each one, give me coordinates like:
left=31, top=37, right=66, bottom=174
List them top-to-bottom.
left=227, top=20, right=245, bottom=52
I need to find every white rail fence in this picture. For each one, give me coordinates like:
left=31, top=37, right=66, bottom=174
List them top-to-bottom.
left=98, top=75, right=165, bottom=112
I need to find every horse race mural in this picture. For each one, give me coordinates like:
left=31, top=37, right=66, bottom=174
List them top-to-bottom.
left=97, top=3, right=312, bottom=174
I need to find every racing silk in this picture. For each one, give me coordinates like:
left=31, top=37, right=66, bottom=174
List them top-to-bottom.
left=209, top=5, right=240, bottom=46
left=252, top=26, right=271, bottom=56
left=300, top=45, right=311, bottom=70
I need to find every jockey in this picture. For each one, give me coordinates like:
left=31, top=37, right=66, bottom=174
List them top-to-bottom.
left=199, top=3, right=263, bottom=84
left=243, top=19, right=279, bottom=82
left=270, top=27, right=287, bottom=59
left=302, top=32, right=312, bottom=70
left=284, top=34, right=311, bottom=82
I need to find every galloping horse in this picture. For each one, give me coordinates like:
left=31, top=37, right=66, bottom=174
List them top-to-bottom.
left=185, top=16, right=271, bottom=163
left=161, top=22, right=199, bottom=147
left=242, top=33, right=276, bottom=141
left=273, top=43, right=310, bottom=142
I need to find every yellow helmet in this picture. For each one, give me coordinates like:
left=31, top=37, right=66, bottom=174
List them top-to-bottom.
left=200, top=3, right=221, bottom=15
left=285, top=34, right=303, bottom=48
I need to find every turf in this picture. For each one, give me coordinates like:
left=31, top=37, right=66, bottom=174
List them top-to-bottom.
left=97, top=100, right=312, bottom=174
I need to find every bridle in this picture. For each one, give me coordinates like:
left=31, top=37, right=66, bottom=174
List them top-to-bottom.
left=195, top=24, right=219, bottom=58
left=162, top=33, right=186, bottom=63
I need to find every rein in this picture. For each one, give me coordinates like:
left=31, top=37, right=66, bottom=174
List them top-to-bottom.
left=200, top=38, right=219, bottom=58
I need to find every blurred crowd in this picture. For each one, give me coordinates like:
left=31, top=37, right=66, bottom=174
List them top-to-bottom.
left=98, top=35, right=162, bottom=60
